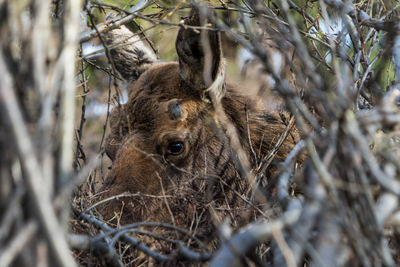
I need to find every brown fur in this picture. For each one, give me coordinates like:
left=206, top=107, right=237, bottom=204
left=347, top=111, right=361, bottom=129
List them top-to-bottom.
left=96, top=7, right=302, bottom=253
left=99, top=62, right=299, bottom=218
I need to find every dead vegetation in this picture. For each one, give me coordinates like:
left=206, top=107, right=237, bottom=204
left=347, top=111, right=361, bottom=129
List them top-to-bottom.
left=1, top=0, right=400, bottom=266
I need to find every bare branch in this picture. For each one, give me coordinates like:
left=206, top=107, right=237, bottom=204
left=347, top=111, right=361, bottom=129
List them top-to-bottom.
left=210, top=201, right=301, bottom=267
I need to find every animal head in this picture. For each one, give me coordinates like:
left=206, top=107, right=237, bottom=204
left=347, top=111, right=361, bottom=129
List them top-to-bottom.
left=98, top=7, right=300, bottom=226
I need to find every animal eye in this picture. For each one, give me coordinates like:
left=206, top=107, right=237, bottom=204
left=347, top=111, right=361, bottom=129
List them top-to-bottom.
left=167, top=141, right=184, bottom=155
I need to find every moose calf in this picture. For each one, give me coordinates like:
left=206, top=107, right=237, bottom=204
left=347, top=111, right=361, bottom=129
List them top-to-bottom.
left=98, top=7, right=301, bottom=247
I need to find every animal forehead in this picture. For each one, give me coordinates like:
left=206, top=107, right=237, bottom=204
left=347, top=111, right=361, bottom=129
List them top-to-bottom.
left=127, top=62, right=206, bottom=116
left=132, top=62, right=189, bottom=98
left=126, top=87, right=204, bottom=133
left=128, top=94, right=203, bottom=126
left=124, top=96, right=158, bottom=133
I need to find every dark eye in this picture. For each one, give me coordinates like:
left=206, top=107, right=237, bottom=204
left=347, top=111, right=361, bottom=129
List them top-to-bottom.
left=167, top=141, right=184, bottom=155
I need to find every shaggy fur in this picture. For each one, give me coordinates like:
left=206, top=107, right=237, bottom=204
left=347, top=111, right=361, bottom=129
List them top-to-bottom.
left=96, top=8, right=302, bottom=259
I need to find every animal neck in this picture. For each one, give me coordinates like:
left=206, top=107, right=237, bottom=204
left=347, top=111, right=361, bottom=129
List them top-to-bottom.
left=219, top=90, right=301, bottom=172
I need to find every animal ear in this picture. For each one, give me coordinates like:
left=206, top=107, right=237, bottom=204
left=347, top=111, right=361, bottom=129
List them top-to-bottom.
left=176, top=7, right=225, bottom=102
left=102, top=18, right=157, bottom=82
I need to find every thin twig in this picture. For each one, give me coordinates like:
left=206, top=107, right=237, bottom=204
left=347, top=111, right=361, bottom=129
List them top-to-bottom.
left=210, top=201, right=301, bottom=267
left=78, top=212, right=212, bottom=262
